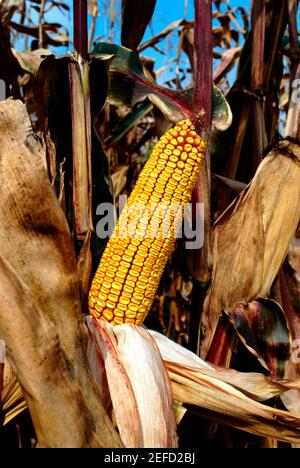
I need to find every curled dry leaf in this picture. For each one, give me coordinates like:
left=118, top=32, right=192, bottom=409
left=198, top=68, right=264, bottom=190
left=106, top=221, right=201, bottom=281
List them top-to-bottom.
left=121, top=0, right=156, bottom=51
left=213, top=47, right=242, bottom=83
left=12, top=48, right=53, bottom=75
left=201, top=140, right=300, bottom=359
left=111, top=166, right=129, bottom=199
left=272, top=247, right=300, bottom=414
left=224, top=299, right=290, bottom=378
left=151, top=325, right=300, bottom=444
left=149, top=330, right=300, bottom=403
left=1, top=360, right=26, bottom=426
left=170, top=372, right=300, bottom=443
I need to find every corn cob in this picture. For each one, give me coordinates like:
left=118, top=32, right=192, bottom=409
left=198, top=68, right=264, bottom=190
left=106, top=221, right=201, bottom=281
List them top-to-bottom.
left=89, top=119, right=205, bottom=325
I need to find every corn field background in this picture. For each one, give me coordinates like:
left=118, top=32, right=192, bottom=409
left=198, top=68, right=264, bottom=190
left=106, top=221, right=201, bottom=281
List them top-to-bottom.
left=0, top=0, right=300, bottom=449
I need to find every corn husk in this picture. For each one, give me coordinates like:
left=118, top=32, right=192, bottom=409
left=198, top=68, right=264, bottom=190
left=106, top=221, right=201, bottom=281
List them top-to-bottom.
left=87, top=318, right=178, bottom=448
left=87, top=321, right=300, bottom=444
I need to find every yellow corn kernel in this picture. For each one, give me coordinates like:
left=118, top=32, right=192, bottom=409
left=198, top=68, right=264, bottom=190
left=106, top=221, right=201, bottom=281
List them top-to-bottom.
left=103, top=309, right=114, bottom=321
left=114, top=309, right=125, bottom=318
left=113, top=317, right=125, bottom=325
left=125, top=318, right=135, bottom=324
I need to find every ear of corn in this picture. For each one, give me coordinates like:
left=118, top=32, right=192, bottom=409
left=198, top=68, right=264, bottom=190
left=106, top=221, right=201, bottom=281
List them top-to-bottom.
left=88, top=119, right=205, bottom=325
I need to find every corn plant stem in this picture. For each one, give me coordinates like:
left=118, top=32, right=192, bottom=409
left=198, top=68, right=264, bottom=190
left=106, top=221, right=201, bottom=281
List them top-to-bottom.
left=20, top=0, right=26, bottom=25
left=38, top=0, right=46, bottom=49
left=72, top=0, right=93, bottom=241
left=74, top=0, right=88, bottom=60
left=109, top=0, right=115, bottom=43
left=184, top=0, right=188, bottom=19
left=189, top=0, right=213, bottom=354
left=193, top=0, right=212, bottom=135
left=250, top=0, right=267, bottom=171
left=251, top=0, right=265, bottom=90
left=287, top=0, right=300, bottom=100
left=264, top=1, right=286, bottom=90
left=88, top=3, right=99, bottom=51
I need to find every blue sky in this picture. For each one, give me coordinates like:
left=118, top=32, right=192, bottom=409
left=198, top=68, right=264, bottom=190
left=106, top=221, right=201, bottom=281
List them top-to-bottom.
left=14, top=1, right=251, bottom=86
left=35, top=1, right=251, bottom=49
left=42, top=1, right=250, bottom=84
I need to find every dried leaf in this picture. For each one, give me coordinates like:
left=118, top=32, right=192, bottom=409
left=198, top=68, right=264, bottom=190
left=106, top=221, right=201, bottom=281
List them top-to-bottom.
left=121, top=0, right=156, bottom=51
left=138, top=19, right=188, bottom=53
left=9, top=21, right=68, bottom=47
left=93, top=42, right=232, bottom=130
left=213, top=47, right=241, bottom=83
left=12, top=48, right=53, bottom=75
left=69, top=59, right=93, bottom=239
left=0, top=99, right=121, bottom=448
left=202, top=141, right=300, bottom=358
left=111, top=166, right=128, bottom=199
left=225, top=299, right=290, bottom=378
left=149, top=330, right=298, bottom=402
left=1, top=361, right=26, bottom=426
left=171, top=372, right=300, bottom=443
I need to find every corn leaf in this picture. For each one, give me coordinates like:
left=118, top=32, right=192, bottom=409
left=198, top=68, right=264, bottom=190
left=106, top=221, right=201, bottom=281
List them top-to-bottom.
left=121, top=0, right=156, bottom=51
left=92, top=42, right=232, bottom=131
left=0, top=99, right=121, bottom=448
left=105, top=100, right=153, bottom=147
left=202, top=141, right=300, bottom=359
left=224, top=299, right=290, bottom=378
left=149, top=330, right=300, bottom=402
left=171, top=372, right=300, bottom=443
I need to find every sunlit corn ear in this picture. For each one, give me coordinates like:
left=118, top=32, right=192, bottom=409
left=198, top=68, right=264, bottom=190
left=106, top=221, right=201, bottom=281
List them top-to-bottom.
left=88, top=119, right=205, bottom=326
left=201, top=140, right=300, bottom=358
left=87, top=318, right=177, bottom=448
left=1, top=361, right=26, bottom=426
